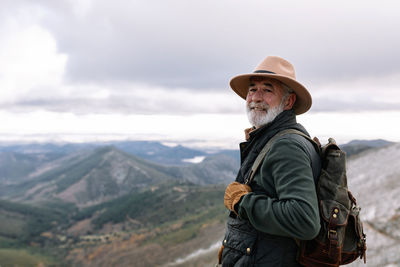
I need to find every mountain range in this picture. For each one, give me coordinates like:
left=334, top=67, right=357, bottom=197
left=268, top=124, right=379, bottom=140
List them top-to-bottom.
left=0, top=138, right=396, bottom=266
left=0, top=140, right=239, bottom=166
left=0, top=145, right=238, bottom=207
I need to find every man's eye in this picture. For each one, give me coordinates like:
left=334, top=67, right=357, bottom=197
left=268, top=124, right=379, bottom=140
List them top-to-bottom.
left=249, top=88, right=257, bottom=92
left=263, top=89, right=272, bottom=92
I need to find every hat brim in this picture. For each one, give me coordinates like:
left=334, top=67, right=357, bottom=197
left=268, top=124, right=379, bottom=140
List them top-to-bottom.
left=230, top=73, right=312, bottom=115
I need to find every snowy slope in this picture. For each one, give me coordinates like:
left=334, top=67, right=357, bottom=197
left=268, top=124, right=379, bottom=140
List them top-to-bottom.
left=347, top=143, right=400, bottom=267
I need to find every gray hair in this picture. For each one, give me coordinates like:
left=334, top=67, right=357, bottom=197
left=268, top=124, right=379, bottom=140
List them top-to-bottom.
left=280, top=82, right=295, bottom=108
left=281, top=82, right=294, bottom=96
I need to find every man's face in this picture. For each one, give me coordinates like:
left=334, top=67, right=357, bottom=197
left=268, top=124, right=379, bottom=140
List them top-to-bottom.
left=246, top=77, right=286, bottom=127
left=246, top=77, right=285, bottom=111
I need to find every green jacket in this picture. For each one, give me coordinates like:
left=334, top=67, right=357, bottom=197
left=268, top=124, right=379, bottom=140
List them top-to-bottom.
left=221, top=110, right=321, bottom=267
left=238, top=134, right=321, bottom=240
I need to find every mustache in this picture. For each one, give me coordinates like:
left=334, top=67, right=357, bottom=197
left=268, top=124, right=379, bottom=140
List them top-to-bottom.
left=247, top=102, right=269, bottom=110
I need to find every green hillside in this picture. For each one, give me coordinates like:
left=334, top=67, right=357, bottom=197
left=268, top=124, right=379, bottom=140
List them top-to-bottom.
left=0, top=181, right=227, bottom=266
left=66, top=181, right=226, bottom=266
left=74, top=181, right=225, bottom=230
left=0, top=200, right=73, bottom=243
left=0, top=200, right=75, bottom=266
left=0, top=248, right=57, bottom=267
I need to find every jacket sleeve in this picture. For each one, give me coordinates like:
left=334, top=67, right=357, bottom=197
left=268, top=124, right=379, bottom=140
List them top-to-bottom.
left=237, top=137, right=320, bottom=240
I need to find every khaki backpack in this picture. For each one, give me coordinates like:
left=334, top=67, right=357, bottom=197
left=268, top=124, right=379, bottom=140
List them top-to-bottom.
left=246, top=129, right=367, bottom=267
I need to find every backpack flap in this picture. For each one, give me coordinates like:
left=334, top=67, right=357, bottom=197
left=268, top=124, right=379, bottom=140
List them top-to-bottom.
left=320, top=199, right=350, bottom=258
left=320, top=199, right=350, bottom=227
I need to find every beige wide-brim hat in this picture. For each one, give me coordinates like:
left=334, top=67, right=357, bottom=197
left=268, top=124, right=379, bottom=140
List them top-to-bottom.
left=230, top=56, right=312, bottom=115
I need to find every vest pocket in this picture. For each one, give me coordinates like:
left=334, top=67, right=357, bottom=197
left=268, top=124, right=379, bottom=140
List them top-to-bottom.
left=221, top=217, right=257, bottom=266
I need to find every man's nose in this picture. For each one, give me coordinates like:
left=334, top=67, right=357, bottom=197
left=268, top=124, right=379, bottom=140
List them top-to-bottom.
left=252, top=89, right=264, bottom=102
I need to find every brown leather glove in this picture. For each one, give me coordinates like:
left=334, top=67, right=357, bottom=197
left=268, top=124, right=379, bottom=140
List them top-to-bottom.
left=224, top=182, right=252, bottom=215
left=218, top=244, right=224, bottom=264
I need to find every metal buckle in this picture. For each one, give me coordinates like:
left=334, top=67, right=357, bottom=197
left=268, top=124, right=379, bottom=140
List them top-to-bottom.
left=328, top=230, right=337, bottom=239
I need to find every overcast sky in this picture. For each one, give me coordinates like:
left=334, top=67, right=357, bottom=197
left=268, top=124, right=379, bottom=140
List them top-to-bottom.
left=0, top=0, right=399, bottom=148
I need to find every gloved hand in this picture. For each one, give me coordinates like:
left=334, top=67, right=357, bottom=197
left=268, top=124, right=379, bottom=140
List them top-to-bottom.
left=224, top=182, right=252, bottom=215
left=218, top=244, right=224, bottom=264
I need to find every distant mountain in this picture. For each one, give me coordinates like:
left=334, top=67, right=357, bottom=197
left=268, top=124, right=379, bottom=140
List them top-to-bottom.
left=0, top=138, right=393, bottom=165
left=341, top=139, right=394, bottom=157
left=345, top=139, right=394, bottom=147
left=0, top=141, right=210, bottom=166
left=111, top=141, right=208, bottom=165
left=0, top=142, right=95, bottom=155
left=0, top=145, right=238, bottom=207
left=1, top=147, right=179, bottom=206
left=0, top=151, right=63, bottom=183
left=159, top=154, right=238, bottom=185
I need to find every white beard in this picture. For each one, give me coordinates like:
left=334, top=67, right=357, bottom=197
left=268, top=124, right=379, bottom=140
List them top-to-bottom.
left=246, top=101, right=285, bottom=128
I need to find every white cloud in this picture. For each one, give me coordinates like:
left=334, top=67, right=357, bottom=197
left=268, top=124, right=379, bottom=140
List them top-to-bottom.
left=0, top=0, right=399, bottom=147
left=1, top=0, right=399, bottom=114
left=36, top=0, right=400, bottom=87
left=66, top=0, right=93, bottom=17
left=0, top=16, right=67, bottom=103
left=310, top=73, right=400, bottom=112
left=0, top=109, right=398, bottom=149
left=0, top=110, right=248, bottom=148
left=298, top=111, right=400, bottom=145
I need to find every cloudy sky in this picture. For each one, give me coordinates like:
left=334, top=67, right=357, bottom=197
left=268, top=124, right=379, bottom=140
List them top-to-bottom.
left=0, top=0, right=399, bottom=148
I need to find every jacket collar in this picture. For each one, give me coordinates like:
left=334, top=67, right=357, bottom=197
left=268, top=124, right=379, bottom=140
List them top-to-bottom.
left=236, top=109, right=309, bottom=183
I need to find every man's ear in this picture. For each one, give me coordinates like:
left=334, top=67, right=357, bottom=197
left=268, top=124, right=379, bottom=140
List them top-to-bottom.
left=284, top=93, right=296, bottom=110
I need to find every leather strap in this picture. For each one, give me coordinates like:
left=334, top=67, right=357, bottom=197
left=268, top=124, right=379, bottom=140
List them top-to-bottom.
left=245, top=129, right=317, bottom=185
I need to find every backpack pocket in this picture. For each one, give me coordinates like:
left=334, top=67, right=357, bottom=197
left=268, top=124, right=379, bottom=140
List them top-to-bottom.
left=298, top=199, right=350, bottom=267
left=341, top=203, right=367, bottom=264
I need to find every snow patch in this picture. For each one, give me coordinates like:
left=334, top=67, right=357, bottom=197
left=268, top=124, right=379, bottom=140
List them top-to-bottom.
left=161, top=142, right=178, bottom=147
left=182, top=156, right=206, bottom=164
left=164, top=241, right=221, bottom=266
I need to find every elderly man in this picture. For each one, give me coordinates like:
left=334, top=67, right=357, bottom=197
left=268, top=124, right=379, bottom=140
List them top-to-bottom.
left=219, top=56, right=321, bottom=266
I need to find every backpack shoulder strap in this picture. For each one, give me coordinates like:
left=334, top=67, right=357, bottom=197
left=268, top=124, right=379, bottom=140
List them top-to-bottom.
left=245, top=129, right=319, bottom=185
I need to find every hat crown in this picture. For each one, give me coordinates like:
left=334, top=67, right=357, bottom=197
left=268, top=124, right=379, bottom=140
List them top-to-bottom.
left=254, top=56, right=296, bottom=79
